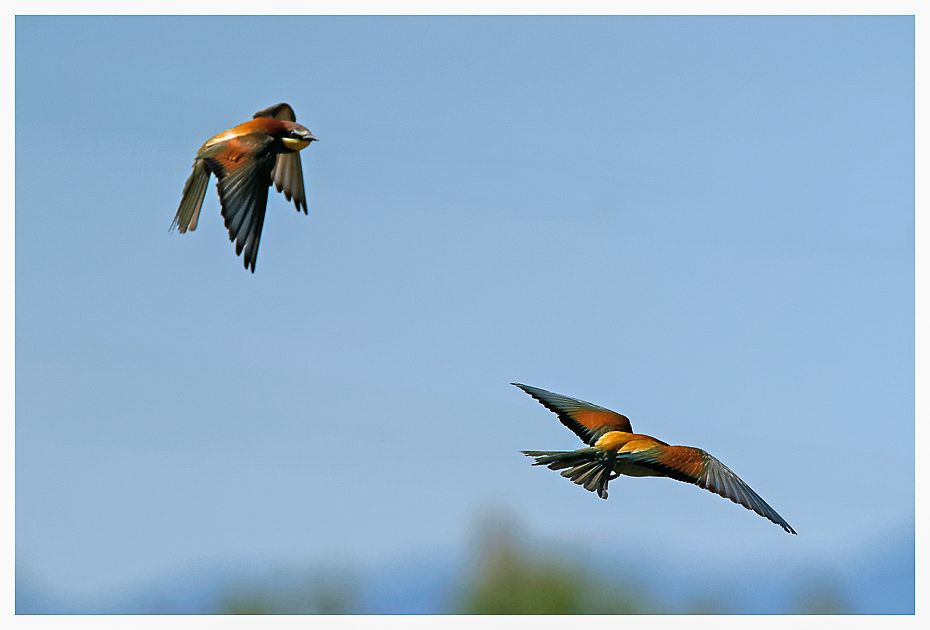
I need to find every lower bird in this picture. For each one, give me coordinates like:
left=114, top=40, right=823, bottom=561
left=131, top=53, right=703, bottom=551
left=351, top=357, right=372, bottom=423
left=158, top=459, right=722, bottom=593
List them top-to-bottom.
left=172, top=103, right=318, bottom=272
left=514, top=383, right=796, bottom=534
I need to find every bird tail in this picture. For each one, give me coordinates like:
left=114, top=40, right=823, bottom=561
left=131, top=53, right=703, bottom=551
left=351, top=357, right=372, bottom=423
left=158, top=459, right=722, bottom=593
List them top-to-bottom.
left=171, top=160, right=211, bottom=233
left=522, top=449, right=615, bottom=499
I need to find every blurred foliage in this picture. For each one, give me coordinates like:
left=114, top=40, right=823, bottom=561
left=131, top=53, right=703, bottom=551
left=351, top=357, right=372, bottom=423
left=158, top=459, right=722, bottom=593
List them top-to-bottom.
left=452, top=514, right=853, bottom=615
left=206, top=515, right=855, bottom=615
left=453, top=516, right=655, bottom=614
left=217, top=571, right=357, bottom=614
left=792, top=572, right=851, bottom=615
left=680, top=597, right=731, bottom=615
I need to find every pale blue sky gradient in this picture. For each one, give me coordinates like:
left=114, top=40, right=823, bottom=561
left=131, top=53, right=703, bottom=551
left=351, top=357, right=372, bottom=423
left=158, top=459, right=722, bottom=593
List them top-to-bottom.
left=15, top=15, right=914, bottom=604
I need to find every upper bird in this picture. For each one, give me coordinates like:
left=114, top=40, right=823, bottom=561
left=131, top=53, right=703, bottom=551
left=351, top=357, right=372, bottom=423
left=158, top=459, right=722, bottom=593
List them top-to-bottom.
left=171, top=103, right=318, bottom=272
left=514, top=383, right=796, bottom=534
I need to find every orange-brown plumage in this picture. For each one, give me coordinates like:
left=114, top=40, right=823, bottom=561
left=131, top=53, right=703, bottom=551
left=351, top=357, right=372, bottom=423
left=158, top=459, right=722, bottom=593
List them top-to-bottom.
left=172, top=103, right=317, bottom=272
left=515, top=383, right=796, bottom=534
left=515, top=384, right=632, bottom=444
left=651, top=445, right=708, bottom=478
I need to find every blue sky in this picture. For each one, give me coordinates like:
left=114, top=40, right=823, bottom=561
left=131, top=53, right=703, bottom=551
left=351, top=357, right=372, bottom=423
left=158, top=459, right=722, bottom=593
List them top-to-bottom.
left=15, top=15, right=914, bottom=605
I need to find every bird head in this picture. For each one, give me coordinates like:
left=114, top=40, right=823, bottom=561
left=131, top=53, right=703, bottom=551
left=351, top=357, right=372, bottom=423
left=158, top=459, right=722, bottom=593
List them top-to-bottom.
left=280, top=122, right=318, bottom=152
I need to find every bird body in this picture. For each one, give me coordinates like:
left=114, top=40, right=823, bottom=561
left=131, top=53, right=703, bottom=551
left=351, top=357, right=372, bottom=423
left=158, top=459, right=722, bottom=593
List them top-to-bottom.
left=172, top=103, right=317, bottom=272
left=515, top=383, right=796, bottom=534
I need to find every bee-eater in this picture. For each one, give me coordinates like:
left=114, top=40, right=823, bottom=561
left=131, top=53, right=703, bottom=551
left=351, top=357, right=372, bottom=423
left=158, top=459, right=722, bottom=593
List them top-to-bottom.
left=171, top=103, right=318, bottom=272
left=515, top=383, right=796, bottom=534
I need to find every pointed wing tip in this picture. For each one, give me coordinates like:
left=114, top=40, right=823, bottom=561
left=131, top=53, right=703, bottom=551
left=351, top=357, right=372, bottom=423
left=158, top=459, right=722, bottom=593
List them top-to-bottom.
left=512, top=383, right=547, bottom=400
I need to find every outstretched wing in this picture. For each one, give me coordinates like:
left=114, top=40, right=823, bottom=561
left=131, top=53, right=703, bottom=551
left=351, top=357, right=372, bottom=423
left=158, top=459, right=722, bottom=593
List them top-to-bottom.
left=254, top=102, right=307, bottom=213
left=201, top=134, right=278, bottom=272
left=513, top=383, right=633, bottom=446
left=619, top=445, right=797, bottom=534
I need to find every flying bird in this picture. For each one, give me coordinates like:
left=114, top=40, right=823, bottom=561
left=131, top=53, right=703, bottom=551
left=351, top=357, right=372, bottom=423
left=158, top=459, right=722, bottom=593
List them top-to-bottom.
left=171, top=103, right=318, bottom=272
left=515, top=383, right=796, bottom=534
